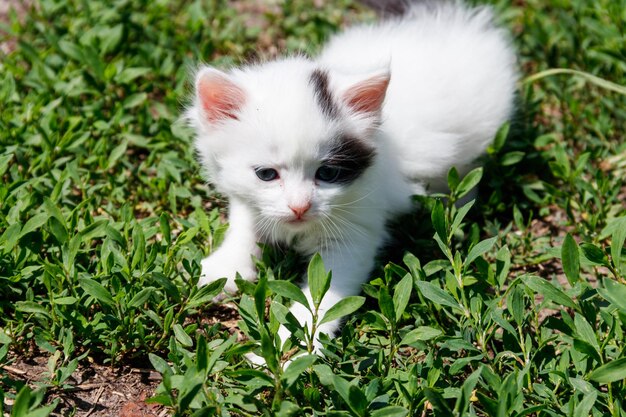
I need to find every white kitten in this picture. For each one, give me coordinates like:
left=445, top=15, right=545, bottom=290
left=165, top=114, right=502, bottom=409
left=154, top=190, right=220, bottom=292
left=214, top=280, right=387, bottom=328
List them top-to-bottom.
left=187, top=2, right=517, bottom=356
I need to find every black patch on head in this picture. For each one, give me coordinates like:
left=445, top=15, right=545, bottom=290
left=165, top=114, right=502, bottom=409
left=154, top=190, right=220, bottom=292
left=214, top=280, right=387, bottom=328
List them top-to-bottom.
left=358, top=0, right=409, bottom=16
left=309, top=69, right=339, bottom=119
left=321, top=135, right=376, bottom=184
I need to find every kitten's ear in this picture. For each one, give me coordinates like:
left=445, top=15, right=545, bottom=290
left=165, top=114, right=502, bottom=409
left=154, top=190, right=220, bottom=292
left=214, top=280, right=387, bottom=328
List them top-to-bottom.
left=195, top=67, right=246, bottom=123
left=342, top=72, right=390, bottom=115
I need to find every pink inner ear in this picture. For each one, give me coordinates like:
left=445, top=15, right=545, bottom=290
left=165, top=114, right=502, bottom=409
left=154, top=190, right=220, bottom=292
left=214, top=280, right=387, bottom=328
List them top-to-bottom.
left=197, top=71, right=245, bottom=123
left=343, top=74, right=390, bottom=114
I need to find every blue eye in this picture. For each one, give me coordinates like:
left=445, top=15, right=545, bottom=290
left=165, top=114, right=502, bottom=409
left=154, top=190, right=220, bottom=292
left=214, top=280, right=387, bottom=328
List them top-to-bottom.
left=315, top=165, right=342, bottom=183
left=255, top=167, right=279, bottom=181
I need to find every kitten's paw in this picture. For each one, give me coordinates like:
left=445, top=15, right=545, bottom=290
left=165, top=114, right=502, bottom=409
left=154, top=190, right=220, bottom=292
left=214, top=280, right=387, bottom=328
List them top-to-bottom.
left=198, top=254, right=256, bottom=296
left=243, top=350, right=303, bottom=371
left=244, top=351, right=266, bottom=367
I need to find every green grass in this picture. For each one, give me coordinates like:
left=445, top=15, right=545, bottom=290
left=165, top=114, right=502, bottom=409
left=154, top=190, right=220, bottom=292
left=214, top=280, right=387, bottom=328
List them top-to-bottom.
left=1, top=0, right=626, bottom=416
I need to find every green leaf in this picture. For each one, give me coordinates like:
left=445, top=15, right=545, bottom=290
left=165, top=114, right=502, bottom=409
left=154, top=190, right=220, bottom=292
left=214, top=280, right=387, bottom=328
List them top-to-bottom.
left=102, top=24, right=123, bottom=53
left=57, top=40, right=83, bottom=61
left=116, top=67, right=151, bottom=84
left=524, top=68, right=626, bottom=96
left=123, top=92, right=148, bottom=109
left=489, top=122, right=510, bottom=153
left=107, top=140, right=127, bottom=169
left=500, top=151, right=525, bottom=166
left=0, top=153, right=13, bottom=176
left=447, top=167, right=460, bottom=191
left=456, top=167, right=483, bottom=199
left=431, top=199, right=447, bottom=241
left=449, top=200, right=475, bottom=238
left=512, top=204, right=525, bottom=231
left=159, top=212, right=171, bottom=244
left=19, top=213, right=49, bottom=238
left=48, top=217, right=68, bottom=244
left=609, top=217, right=626, bottom=272
left=78, top=220, right=109, bottom=242
left=1, top=223, right=22, bottom=253
left=131, top=223, right=146, bottom=270
left=175, top=227, right=198, bottom=245
left=562, top=233, right=580, bottom=285
left=465, top=236, right=497, bottom=267
left=580, top=243, right=608, bottom=266
left=496, top=245, right=512, bottom=288
left=308, top=253, right=331, bottom=308
left=403, top=253, right=423, bottom=280
left=153, top=272, right=181, bottom=303
left=254, top=273, right=269, bottom=323
left=393, top=274, right=412, bottom=322
left=521, top=275, right=576, bottom=310
left=78, top=277, right=115, bottom=308
left=187, top=278, right=226, bottom=309
left=597, top=278, right=626, bottom=313
left=268, top=281, right=310, bottom=312
left=415, top=281, right=461, bottom=311
left=507, top=285, right=525, bottom=326
left=128, top=287, right=155, bottom=308
left=378, top=287, right=395, bottom=323
left=53, top=296, right=78, bottom=305
left=319, top=296, right=365, bottom=326
left=15, top=301, right=50, bottom=318
left=490, top=308, right=517, bottom=337
left=574, top=313, right=599, bottom=355
left=173, top=324, right=193, bottom=347
left=400, top=326, right=442, bottom=345
left=260, top=329, right=279, bottom=374
left=0, top=331, right=12, bottom=344
left=207, top=335, right=236, bottom=375
left=196, top=336, right=208, bottom=372
left=574, top=339, right=602, bottom=364
left=149, top=353, right=172, bottom=375
left=281, top=354, right=317, bottom=387
left=588, top=357, right=626, bottom=384
left=313, top=364, right=335, bottom=386
left=455, top=366, right=482, bottom=414
left=329, top=375, right=353, bottom=411
left=178, top=377, right=203, bottom=412
left=11, top=385, right=31, bottom=417
left=348, top=385, right=368, bottom=417
left=423, top=387, right=452, bottom=414
left=573, top=391, right=597, bottom=417
left=276, top=401, right=301, bottom=417
left=24, top=402, right=57, bottom=417
left=370, top=407, right=409, bottom=417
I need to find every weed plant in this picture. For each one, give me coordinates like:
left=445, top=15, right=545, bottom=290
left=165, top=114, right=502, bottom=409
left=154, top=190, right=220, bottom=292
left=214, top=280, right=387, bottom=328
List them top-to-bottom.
left=0, top=0, right=625, bottom=416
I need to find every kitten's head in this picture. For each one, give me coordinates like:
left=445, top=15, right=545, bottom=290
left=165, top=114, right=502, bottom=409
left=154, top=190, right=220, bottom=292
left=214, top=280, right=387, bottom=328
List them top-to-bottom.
left=188, top=57, right=390, bottom=241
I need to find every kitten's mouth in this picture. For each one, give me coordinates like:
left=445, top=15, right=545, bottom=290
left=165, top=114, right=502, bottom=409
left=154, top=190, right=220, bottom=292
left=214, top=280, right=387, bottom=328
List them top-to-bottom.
left=285, top=216, right=313, bottom=227
left=286, top=218, right=308, bottom=225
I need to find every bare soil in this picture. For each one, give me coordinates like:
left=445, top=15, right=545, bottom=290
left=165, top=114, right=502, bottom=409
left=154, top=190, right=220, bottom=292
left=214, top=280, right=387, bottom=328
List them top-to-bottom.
left=1, top=302, right=242, bottom=416
left=3, top=355, right=163, bottom=417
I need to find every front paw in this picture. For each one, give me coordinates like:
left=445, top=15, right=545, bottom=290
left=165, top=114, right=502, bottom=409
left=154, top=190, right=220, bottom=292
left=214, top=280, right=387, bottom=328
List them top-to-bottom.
left=198, top=252, right=256, bottom=294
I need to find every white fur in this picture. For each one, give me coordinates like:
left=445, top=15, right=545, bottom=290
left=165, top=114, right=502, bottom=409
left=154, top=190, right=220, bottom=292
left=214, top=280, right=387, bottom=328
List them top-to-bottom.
left=188, top=2, right=517, bottom=360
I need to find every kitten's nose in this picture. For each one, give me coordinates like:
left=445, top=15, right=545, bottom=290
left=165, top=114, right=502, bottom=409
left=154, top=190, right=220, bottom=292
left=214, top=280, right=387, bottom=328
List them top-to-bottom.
left=289, top=202, right=311, bottom=219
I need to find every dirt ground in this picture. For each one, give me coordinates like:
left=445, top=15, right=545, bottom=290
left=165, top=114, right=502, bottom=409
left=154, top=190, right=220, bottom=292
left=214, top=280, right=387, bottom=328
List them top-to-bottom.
left=3, top=356, right=164, bottom=417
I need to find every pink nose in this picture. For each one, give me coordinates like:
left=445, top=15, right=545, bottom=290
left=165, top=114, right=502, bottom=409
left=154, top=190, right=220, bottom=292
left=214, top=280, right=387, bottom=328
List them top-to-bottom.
left=289, top=202, right=311, bottom=219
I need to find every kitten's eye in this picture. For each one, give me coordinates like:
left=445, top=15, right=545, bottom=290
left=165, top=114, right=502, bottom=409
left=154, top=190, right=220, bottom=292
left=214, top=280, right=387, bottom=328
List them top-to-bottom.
left=315, top=165, right=342, bottom=183
left=255, top=167, right=279, bottom=181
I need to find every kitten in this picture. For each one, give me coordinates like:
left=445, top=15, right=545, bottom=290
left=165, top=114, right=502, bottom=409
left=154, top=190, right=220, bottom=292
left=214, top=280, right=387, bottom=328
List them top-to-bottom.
left=187, top=1, right=517, bottom=356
